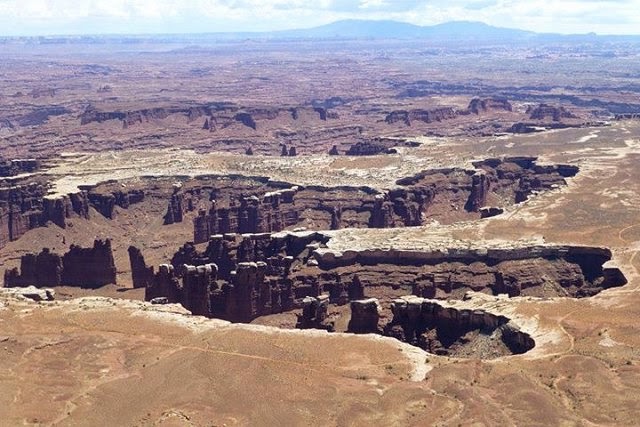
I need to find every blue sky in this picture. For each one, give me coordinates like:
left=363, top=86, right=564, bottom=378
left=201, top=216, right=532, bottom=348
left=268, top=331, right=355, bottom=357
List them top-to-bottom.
left=0, top=0, right=638, bottom=36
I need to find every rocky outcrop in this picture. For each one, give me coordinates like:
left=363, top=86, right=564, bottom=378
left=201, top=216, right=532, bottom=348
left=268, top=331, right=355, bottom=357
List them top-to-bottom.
left=468, top=98, right=513, bottom=114
left=527, top=104, right=578, bottom=121
left=15, top=106, right=70, bottom=126
left=81, top=106, right=172, bottom=127
left=314, top=107, right=328, bottom=121
left=385, top=107, right=458, bottom=126
left=234, top=113, right=257, bottom=130
left=615, top=113, right=640, bottom=120
left=508, top=122, right=542, bottom=133
left=345, top=141, right=396, bottom=156
left=278, top=144, right=298, bottom=157
left=183, top=158, right=578, bottom=242
left=0, top=159, right=40, bottom=177
left=464, top=171, right=490, bottom=212
left=0, top=184, right=90, bottom=248
left=164, top=185, right=190, bottom=225
left=192, top=188, right=299, bottom=242
left=86, top=189, right=144, bottom=219
left=480, top=207, right=504, bottom=218
left=147, top=229, right=626, bottom=332
left=146, top=233, right=326, bottom=320
left=5, top=239, right=116, bottom=288
left=61, top=240, right=117, bottom=288
left=312, top=244, right=624, bottom=300
left=128, top=246, right=154, bottom=289
left=4, top=248, right=63, bottom=287
left=145, top=259, right=294, bottom=323
left=145, top=264, right=182, bottom=303
left=183, top=264, right=218, bottom=316
left=0, top=286, right=55, bottom=302
left=296, top=295, right=333, bottom=331
left=384, top=297, right=535, bottom=356
left=348, top=298, right=380, bottom=334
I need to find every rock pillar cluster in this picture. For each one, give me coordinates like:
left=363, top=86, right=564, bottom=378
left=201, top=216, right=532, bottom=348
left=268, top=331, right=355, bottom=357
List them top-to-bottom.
left=5, top=239, right=116, bottom=288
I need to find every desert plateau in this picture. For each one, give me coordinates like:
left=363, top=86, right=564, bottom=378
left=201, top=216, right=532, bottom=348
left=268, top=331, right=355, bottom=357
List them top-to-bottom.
left=1, top=14, right=640, bottom=426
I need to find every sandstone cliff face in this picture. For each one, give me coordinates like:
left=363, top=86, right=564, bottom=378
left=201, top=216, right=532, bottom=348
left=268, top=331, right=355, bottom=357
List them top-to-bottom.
left=468, top=97, right=513, bottom=114
left=80, top=103, right=337, bottom=133
left=527, top=104, right=578, bottom=121
left=81, top=106, right=173, bottom=128
left=385, top=107, right=458, bottom=126
left=234, top=113, right=257, bottom=130
left=345, top=141, right=395, bottom=156
left=180, top=158, right=578, bottom=242
left=0, top=159, right=40, bottom=177
left=0, top=183, right=90, bottom=248
left=192, top=187, right=299, bottom=242
left=86, top=189, right=144, bottom=219
left=164, top=192, right=185, bottom=225
left=142, top=230, right=627, bottom=329
left=144, top=233, right=322, bottom=321
left=5, top=239, right=116, bottom=288
left=61, top=239, right=117, bottom=288
left=128, top=246, right=154, bottom=289
left=4, top=248, right=63, bottom=287
left=145, top=264, right=182, bottom=303
left=183, top=264, right=218, bottom=317
left=297, top=295, right=333, bottom=331
left=384, top=297, right=534, bottom=356
left=348, top=298, right=380, bottom=334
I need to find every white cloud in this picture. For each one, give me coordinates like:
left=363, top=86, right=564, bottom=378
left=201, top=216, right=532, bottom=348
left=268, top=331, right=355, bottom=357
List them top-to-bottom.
left=0, top=0, right=638, bottom=35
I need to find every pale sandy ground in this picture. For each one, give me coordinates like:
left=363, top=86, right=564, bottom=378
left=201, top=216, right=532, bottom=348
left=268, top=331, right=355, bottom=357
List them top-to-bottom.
left=1, top=122, right=640, bottom=425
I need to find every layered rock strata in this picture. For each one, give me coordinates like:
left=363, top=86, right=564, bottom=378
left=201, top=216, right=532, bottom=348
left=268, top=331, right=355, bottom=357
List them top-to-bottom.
left=179, top=157, right=578, bottom=242
left=0, top=182, right=90, bottom=248
left=140, top=231, right=627, bottom=326
left=5, top=240, right=117, bottom=288
left=128, top=246, right=154, bottom=289
left=296, top=295, right=333, bottom=331
left=384, top=296, right=535, bottom=356
left=348, top=298, right=381, bottom=334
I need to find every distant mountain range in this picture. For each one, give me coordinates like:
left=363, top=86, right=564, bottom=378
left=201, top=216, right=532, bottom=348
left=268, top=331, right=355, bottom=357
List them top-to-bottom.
left=3, top=19, right=639, bottom=44
left=272, top=19, right=640, bottom=43
left=278, top=20, right=537, bottom=41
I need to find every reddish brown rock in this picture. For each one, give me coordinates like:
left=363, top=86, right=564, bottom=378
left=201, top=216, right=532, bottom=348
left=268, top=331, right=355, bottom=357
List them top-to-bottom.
left=468, top=97, right=513, bottom=114
left=527, top=104, right=578, bottom=121
left=385, top=107, right=458, bottom=126
left=234, top=112, right=257, bottom=130
left=465, top=172, right=490, bottom=212
left=0, top=184, right=89, bottom=248
left=164, top=187, right=185, bottom=225
left=86, top=189, right=144, bottom=219
left=5, top=239, right=116, bottom=288
left=61, top=239, right=117, bottom=288
left=128, top=246, right=154, bottom=289
left=4, top=248, right=63, bottom=287
left=145, top=264, right=182, bottom=303
left=182, top=264, right=218, bottom=316
left=296, top=295, right=333, bottom=331
left=348, top=298, right=380, bottom=334
left=384, top=298, right=535, bottom=357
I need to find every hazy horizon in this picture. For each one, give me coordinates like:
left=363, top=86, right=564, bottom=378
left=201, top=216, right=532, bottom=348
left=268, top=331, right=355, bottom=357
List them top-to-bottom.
left=0, top=0, right=639, bottom=37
